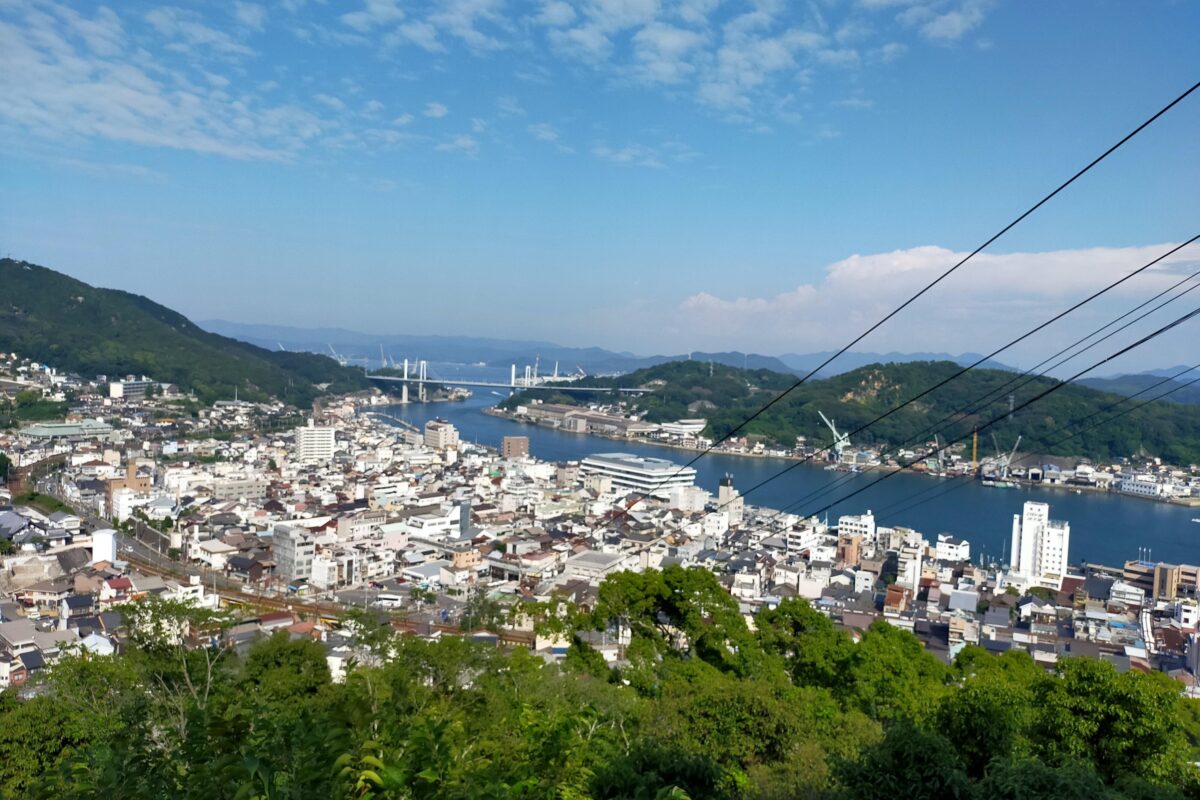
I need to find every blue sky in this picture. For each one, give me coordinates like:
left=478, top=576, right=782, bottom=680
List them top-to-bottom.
left=1, top=0, right=1198, bottom=368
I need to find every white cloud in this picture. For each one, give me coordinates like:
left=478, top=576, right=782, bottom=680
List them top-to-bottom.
left=340, top=0, right=403, bottom=32
left=534, top=0, right=576, bottom=27
left=919, top=0, right=990, bottom=42
left=233, top=2, right=268, bottom=31
left=0, top=3, right=332, bottom=161
left=145, top=6, right=254, bottom=57
left=389, top=20, right=445, bottom=51
left=632, top=22, right=707, bottom=84
left=315, top=93, right=346, bottom=111
left=496, top=94, right=525, bottom=116
left=834, top=96, right=874, bottom=109
left=364, top=99, right=385, bottom=113
left=423, top=101, right=449, bottom=118
left=392, top=113, right=414, bottom=126
left=528, top=122, right=559, bottom=141
left=435, top=133, right=480, bottom=156
left=592, top=143, right=664, bottom=168
left=672, top=242, right=1200, bottom=356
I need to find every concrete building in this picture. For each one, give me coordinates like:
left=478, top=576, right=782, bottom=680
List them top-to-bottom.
left=424, top=419, right=460, bottom=450
left=295, top=420, right=336, bottom=463
left=501, top=436, right=529, bottom=459
left=579, top=453, right=697, bottom=498
left=718, top=476, right=744, bottom=528
left=1010, top=501, right=1070, bottom=589
left=838, top=511, right=876, bottom=545
left=273, top=524, right=316, bottom=587
left=91, top=529, right=117, bottom=564
left=936, top=534, right=971, bottom=563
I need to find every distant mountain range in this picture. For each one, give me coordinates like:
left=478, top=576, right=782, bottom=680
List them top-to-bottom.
left=0, top=260, right=371, bottom=405
left=198, top=320, right=1019, bottom=378
left=1080, top=372, right=1200, bottom=405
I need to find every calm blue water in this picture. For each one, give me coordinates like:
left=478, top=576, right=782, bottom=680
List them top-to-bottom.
left=375, top=367, right=1200, bottom=569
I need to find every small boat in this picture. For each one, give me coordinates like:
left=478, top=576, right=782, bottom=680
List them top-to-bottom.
left=981, top=477, right=1017, bottom=489
left=1193, top=518, right=1200, bottom=524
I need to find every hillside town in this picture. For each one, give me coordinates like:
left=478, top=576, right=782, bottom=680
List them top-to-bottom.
left=3, top=352, right=1200, bottom=698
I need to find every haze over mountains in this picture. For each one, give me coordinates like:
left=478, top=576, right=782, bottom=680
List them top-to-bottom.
left=198, top=320, right=1020, bottom=378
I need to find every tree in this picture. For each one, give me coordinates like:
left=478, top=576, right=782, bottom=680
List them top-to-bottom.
left=756, top=598, right=854, bottom=689
left=843, top=621, right=950, bottom=723
left=1032, top=658, right=1190, bottom=784
left=837, top=721, right=970, bottom=800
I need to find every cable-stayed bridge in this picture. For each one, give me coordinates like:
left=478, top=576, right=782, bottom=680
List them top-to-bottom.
left=365, top=359, right=650, bottom=399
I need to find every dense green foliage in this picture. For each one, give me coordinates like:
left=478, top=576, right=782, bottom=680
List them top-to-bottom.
left=0, top=259, right=371, bottom=405
left=507, top=360, right=1200, bottom=463
left=4, top=570, right=1199, bottom=799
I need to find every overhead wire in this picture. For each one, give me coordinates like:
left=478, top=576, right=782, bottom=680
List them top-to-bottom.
left=600, top=79, right=1200, bottom=528
left=720, top=236, right=1200, bottom=517
left=796, top=305, right=1200, bottom=521
left=874, top=365, right=1200, bottom=523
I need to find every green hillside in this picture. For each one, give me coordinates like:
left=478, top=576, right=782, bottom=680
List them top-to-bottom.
left=0, top=259, right=371, bottom=405
left=505, top=359, right=1200, bottom=464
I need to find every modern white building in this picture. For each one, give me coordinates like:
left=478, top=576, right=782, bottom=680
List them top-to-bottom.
left=424, top=419, right=460, bottom=450
left=295, top=420, right=336, bottom=463
left=579, top=453, right=697, bottom=498
left=1116, top=473, right=1167, bottom=497
left=1010, top=501, right=1070, bottom=589
left=838, top=511, right=877, bottom=545
left=273, top=523, right=316, bottom=587
left=91, top=528, right=117, bottom=564
left=936, top=533, right=971, bottom=563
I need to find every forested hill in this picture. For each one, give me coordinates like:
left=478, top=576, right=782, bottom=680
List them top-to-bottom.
left=0, top=259, right=370, bottom=405
left=510, top=359, right=1200, bottom=464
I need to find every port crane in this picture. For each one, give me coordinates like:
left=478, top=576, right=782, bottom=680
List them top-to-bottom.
left=818, top=411, right=851, bottom=462
left=997, top=434, right=1021, bottom=480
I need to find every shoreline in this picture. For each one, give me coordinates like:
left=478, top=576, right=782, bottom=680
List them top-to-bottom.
left=482, top=406, right=1200, bottom=509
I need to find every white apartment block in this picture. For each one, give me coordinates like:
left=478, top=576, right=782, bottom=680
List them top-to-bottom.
left=295, top=420, right=336, bottom=463
left=424, top=420, right=460, bottom=450
left=1010, top=501, right=1070, bottom=589
left=838, top=511, right=876, bottom=545
left=273, top=524, right=316, bottom=586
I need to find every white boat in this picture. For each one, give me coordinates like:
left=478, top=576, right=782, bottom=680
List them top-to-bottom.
left=1193, top=518, right=1200, bottom=524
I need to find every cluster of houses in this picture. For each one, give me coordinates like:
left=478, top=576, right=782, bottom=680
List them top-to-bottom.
left=3, top=360, right=1200, bottom=694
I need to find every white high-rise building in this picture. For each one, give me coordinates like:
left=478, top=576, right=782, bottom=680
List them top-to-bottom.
left=295, top=420, right=336, bottom=463
left=1010, top=501, right=1070, bottom=589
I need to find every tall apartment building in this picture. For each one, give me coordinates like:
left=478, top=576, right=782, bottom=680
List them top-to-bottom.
left=424, top=419, right=460, bottom=450
left=295, top=420, right=336, bottom=463
left=501, top=436, right=529, bottom=459
left=718, top=475, right=744, bottom=528
left=1010, top=501, right=1071, bottom=589
left=273, top=523, right=316, bottom=586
